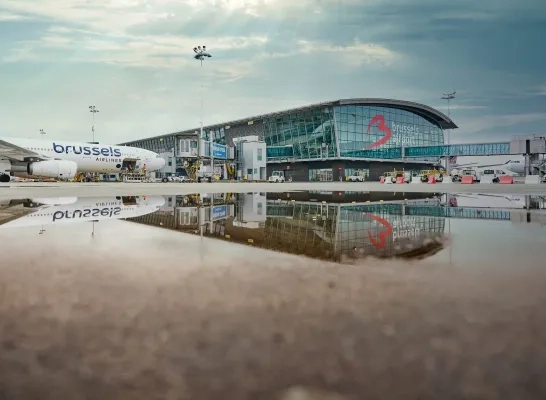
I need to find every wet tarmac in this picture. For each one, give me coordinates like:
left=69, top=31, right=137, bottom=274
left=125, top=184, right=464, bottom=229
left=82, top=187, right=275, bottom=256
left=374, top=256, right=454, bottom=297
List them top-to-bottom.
left=1, top=180, right=546, bottom=200
left=1, top=191, right=546, bottom=399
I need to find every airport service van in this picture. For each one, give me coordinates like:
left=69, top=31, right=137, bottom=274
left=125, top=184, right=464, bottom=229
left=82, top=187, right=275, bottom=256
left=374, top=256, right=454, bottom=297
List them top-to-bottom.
left=268, top=171, right=285, bottom=183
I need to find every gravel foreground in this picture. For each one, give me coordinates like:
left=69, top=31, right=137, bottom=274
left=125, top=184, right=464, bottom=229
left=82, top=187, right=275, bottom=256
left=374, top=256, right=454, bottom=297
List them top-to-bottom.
left=1, top=258, right=545, bottom=400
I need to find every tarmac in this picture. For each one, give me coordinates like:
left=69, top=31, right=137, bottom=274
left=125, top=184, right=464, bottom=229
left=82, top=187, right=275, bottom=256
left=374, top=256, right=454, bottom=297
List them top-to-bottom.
left=1, top=181, right=545, bottom=199
left=2, top=183, right=546, bottom=399
left=1, top=236, right=545, bottom=400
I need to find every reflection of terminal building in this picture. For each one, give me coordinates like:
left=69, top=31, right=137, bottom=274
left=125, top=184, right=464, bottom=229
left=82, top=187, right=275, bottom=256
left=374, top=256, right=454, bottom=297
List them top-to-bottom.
left=127, top=192, right=546, bottom=260
left=128, top=192, right=448, bottom=261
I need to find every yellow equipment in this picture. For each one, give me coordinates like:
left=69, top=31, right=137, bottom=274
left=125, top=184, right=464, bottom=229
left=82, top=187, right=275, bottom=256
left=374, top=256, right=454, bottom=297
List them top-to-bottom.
left=183, top=160, right=201, bottom=181
left=225, top=162, right=235, bottom=179
left=419, top=169, right=447, bottom=182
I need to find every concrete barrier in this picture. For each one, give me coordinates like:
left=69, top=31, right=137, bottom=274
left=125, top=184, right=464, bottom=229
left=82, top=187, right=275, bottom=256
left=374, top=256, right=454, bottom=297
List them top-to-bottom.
left=461, top=175, right=474, bottom=184
left=480, top=175, right=494, bottom=184
left=499, top=175, right=514, bottom=184
left=525, top=175, right=541, bottom=184
left=411, top=176, right=421, bottom=184
left=442, top=176, right=453, bottom=183
left=384, top=177, right=393, bottom=184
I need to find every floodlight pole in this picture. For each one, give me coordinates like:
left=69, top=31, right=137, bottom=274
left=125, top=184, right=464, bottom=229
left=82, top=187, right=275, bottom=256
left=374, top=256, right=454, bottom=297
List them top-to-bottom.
left=193, top=45, right=213, bottom=176
left=441, top=91, right=456, bottom=173
left=89, top=105, right=99, bottom=142
left=39, top=129, right=46, bottom=140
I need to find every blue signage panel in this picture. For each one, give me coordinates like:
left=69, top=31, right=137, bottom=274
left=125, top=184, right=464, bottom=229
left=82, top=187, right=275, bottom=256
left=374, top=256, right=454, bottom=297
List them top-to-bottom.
left=212, top=143, right=227, bottom=159
left=212, top=205, right=228, bottom=221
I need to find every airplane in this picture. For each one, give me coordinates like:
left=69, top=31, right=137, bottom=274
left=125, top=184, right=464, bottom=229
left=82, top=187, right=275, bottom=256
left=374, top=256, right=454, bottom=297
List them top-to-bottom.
left=0, top=137, right=166, bottom=182
left=451, top=159, right=525, bottom=175
left=440, top=193, right=527, bottom=209
left=0, top=195, right=165, bottom=228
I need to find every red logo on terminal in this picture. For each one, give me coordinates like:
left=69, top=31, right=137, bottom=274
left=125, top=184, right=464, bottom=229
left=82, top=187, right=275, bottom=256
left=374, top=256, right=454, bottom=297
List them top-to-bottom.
left=365, top=115, right=392, bottom=150
left=364, top=213, right=393, bottom=248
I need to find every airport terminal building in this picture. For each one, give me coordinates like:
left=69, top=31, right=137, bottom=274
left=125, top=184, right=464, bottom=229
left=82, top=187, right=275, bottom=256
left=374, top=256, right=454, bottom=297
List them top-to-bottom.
left=120, top=98, right=457, bottom=181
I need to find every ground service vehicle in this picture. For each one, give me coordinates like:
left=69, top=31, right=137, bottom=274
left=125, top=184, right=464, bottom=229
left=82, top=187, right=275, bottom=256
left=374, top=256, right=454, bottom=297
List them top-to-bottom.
left=347, top=170, right=366, bottom=182
left=268, top=171, right=285, bottom=183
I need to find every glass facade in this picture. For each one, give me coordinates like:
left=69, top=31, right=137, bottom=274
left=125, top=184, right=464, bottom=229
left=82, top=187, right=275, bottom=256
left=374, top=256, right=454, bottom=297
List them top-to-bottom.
left=123, top=102, right=446, bottom=163
left=263, top=104, right=444, bottom=161
left=334, top=105, right=444, bottom=159
left=264, top=107, right=336, bottom=160
left=203, top=126, right=226, bottom=144
left=129, top=136, right=175, bottom=153
left=309, top=168, right=333, bottom=181
left=344, top=168, right=370, bottom=180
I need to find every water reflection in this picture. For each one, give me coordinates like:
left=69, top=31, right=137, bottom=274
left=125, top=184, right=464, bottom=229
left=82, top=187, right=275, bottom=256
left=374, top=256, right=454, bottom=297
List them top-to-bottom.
left=125, top=191, right=546, bottom=262
left=2, top=192, right=544, bottom=263
left=126, top=192, right=437, bottom=262
left=0, top=196, right=164, bottom=229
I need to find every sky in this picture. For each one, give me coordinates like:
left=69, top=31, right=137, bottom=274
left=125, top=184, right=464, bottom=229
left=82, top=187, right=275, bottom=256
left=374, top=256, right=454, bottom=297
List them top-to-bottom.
left=1, top=0, right=546, bottom=152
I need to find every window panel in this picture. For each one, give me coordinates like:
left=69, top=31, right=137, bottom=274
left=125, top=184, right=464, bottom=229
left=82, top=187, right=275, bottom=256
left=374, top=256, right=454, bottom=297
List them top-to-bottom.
left=334, top=105, right=444, bottom=160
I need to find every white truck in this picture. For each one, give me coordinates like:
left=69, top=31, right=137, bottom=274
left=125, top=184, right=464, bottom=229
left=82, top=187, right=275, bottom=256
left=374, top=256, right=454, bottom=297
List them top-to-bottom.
left=451, top=168, right=479, bottom=182
left=460, top=168, right=480, bottom=182
left=347, top=170, right=366, bottom=182
left=268, top=171, right=285, bottom=183
left=161, top=175, right=189, bottom=183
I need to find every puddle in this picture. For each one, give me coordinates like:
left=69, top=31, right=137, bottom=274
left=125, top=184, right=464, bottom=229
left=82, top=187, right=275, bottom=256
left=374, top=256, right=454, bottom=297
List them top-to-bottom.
left=1, top=191, right=546, bottom=399
left=1, top=192, right=545, bottom=265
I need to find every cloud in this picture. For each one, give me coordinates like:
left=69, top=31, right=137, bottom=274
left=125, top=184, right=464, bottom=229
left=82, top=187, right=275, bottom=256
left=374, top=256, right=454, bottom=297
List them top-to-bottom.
left=0, top=0, right=545, bottom=144
left=0, top=0, right=356, bottom=33
left=0, top=12, right=30, bottom=21
left=2, top=24, right=271, bottom=80
left=297, top=39, right=399, bottom=67
left=534, top=85, right=546, bottom=96
left=433, top=105, right=488, bottom=111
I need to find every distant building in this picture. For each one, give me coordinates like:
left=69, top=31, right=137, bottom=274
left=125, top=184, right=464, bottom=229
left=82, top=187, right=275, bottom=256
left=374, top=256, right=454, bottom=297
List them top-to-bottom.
left=119, top=98, right=457, bottom=181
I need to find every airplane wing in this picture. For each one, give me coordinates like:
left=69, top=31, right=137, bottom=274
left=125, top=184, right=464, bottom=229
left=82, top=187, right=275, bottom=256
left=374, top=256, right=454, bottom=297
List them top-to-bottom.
left=0, top=139, right=49, bottom=162
left=453, top=161, right=510, bottom=169
left=473, top=161, right=511, bottom=169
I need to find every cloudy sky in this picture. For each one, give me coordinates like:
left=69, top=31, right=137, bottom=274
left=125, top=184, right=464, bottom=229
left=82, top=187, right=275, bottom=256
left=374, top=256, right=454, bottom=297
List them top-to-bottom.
left=1, top=0, right=545, bottom=147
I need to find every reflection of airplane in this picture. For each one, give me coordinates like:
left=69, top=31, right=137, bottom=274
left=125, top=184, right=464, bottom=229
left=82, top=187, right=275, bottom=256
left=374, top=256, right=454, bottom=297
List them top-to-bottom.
left=0, top=137, right=165, bottom=182
left=453, top=159, right=525, bottom=174
left=440, top=194, right=527, bottom=209
left=0, top=195, right=165, bottom=228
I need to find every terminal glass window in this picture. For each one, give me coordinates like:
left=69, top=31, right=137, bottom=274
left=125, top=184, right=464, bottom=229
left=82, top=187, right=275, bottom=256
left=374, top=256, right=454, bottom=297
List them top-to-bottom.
left=334, top=105, right=444, bottom=160
left=264, top=106, right=337, bottom=161
left=309, top=168, right=333, bottom=181
left=344, top=168, right=370, bottom=180
left=337, top=204, right=446, bottom=257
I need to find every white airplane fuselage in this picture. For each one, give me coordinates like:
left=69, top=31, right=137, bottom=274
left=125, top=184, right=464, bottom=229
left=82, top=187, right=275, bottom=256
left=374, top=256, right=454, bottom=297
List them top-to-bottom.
left=0, top=137, right=165, bottom=181
left=452, top=158, right=525, bottom=175
left=504, top=160, right=525, bottom=174
left=441, top=194, right=526, bottom=209
left=0, top=195, right=165, bottom=228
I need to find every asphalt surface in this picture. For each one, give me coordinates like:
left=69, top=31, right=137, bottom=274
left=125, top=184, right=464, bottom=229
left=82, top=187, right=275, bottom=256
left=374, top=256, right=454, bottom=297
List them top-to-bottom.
left=1, top=181, right=545, bottom=199
left=1, top=229, right=546, bottom=400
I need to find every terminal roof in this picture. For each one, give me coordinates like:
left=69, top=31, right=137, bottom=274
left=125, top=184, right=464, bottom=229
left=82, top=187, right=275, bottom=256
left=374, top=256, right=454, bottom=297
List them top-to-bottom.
left=120, top=98, right=457, bottom=144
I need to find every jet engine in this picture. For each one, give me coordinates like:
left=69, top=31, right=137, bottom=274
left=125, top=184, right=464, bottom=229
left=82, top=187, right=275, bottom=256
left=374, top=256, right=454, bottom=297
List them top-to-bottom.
left=27, top=160, right=78, bottom=180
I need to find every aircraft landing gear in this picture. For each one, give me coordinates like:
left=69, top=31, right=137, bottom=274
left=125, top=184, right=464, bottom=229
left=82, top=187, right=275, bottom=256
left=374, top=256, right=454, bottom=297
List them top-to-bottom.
left=0, top=173, right=9, bottom=183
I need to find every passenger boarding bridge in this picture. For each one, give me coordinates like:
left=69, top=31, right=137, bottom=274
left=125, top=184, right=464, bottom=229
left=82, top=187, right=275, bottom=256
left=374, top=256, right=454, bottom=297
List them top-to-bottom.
left=268, top=136, right=546, bottom=159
